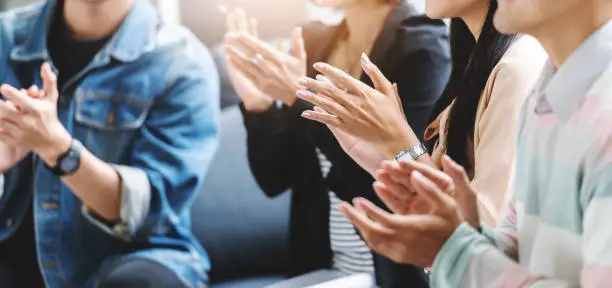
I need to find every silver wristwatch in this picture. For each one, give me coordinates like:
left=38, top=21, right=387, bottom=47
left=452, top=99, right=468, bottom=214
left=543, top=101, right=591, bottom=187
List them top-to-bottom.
left=394, top=143, right=427, bottom=162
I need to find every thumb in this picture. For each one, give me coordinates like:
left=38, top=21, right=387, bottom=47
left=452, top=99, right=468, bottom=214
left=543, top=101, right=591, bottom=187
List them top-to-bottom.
left=291, top=26, right=307, bottom=61
left=41, top=63, right=59, bottom=101
left=392, top=83, right=407, bottom=121
left=441, top=155, right=472, bottom=196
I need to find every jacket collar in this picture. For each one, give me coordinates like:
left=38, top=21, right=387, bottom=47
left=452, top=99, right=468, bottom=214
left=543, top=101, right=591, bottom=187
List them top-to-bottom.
left=10, top=0, right=159, bottom=64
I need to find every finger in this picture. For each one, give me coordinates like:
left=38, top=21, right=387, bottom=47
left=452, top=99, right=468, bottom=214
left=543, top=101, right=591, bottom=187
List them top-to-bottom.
left=234, top=8, right=248, bottom=32
left=226, top=11, right=237, bottom=33
left=248, top=17, right=259, bottom=38
left=291, top=26, right=307, bottom=61
left=235, top=33, right=283, bottom=67
left=277, top=39, right=290, bottom=53
left=226, top=46, right=263, bottom=79
left=361, top=53, right=394, bottom=95
left=227, top=57, right=258, bottom=84
left=313, top=62, right=371, bottom=95
left=41, top=63, right=58, bottom=101
left=316, top=74, right=347, bottom=92
left=296, top=77, right=353, bottom=109
left=0, top=84, right=35, bottom=112
left=28, top=85, right=40, bottom=97
left=295, top=89, right=349, bottom=119
left=0, top=100, right=21, bottom=119
left=301, top=109, right=343, bottom=127
left=0, top=118, right=21, bottom=136
left=0, top=131, right=17, bottom=146
left=441, top=155, right=471, bottom=187
left=382, top=160, right=414, bottom=192
left=398, top=160, right=454, bottom=192
left=376, top=169, right=415, bottom=204
left=410, top=170, right=455, bottom=211
left=373, top=182, right=411, bottom=214
left=353, top=197, right=396, bottom=227
left=339, top=202, right=393, bottom=237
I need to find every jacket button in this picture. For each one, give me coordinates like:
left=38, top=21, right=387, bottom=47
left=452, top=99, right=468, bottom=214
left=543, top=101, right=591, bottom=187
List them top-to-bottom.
left=107, top=111, right=115, bottom=124
left=41, top=202, right=59, bottom=210
left=5, top=219, right=12, bottom=228
left=43, top=262, right=57, bottom=269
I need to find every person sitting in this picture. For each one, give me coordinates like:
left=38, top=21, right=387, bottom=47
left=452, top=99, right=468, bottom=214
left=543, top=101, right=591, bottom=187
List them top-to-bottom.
left=0, top=0, right=219, bottom=287
left=222, top=0, right=451, bottom=286
left=298, top=0, right=546, bottom=226
left=338, top=0, right=612, bottom=286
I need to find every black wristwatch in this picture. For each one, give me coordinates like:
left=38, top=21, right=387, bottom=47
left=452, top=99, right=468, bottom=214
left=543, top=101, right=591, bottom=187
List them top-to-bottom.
left=45, top=139, right=83, bottom=176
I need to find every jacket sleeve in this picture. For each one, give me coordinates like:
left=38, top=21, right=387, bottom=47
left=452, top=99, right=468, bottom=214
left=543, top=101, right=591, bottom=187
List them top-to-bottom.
left=392, top=17, right=451, bottom=142
left=85, top=43, right=221, bottom=240
left=240, top=100, right=317, bottom=198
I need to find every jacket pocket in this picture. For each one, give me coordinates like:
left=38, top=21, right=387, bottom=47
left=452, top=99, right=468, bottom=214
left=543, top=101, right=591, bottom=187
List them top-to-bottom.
left=73, top=88, right=153, bottom=162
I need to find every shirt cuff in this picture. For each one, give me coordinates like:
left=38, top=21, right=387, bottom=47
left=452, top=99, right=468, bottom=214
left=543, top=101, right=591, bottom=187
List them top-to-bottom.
left=81, top=165, right=151, bottom=240
left=430, top=222, right=491, bottom=288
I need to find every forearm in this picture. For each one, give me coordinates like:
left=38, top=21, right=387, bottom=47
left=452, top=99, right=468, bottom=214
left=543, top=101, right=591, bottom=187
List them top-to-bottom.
left=37, top=133, right=122, bottom=222
left=60, top=149, right=122, bottom=222
left=432, top=223, right=541, bottom=288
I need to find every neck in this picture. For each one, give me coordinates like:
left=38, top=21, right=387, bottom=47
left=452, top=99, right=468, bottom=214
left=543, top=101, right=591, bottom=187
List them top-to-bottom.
left=63, top=0, right=135, bottom=40
left=343, top=0, right=395, bottom=50
left=460, top=1, right=490, bottom=40
left=531, top=2, right=612, bottom=67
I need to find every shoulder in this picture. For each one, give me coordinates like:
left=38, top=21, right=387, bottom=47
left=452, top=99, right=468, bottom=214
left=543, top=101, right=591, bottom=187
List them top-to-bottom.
left=0, top=2, right=44, bottom=47
left=151, top=23, right=219, bottom=86
left=486, top=36, right=548, bottom=101
left=493, top=36, right=548, bottom=87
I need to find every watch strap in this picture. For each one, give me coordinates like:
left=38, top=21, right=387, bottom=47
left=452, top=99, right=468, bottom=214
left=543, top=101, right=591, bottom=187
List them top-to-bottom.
left=45, top=139, right=83, bottom=176
left=394, top=143, right=427, bottom=162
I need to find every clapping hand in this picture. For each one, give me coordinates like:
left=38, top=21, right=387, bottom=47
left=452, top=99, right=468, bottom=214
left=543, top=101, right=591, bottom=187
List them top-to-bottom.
left=223, top=8, right=274, bottom=112
left=224, top=8, right=307, bottom=107
left=296, top=53, right=416, bottom=159
left=0, top=63, right=72, bottom=167
left=0, top=82, right=46, bottom=172
left=339, top=155, right=479, bottom=266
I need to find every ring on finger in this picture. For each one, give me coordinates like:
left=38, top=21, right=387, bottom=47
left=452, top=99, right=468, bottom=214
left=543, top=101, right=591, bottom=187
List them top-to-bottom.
left=251, top=53, right=264, bottom=65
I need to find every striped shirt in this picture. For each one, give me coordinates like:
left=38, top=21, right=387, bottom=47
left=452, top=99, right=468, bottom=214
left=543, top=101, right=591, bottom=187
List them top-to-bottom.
left=431, top=21, right=612, bottom=287
left=316, top=149, right=375, bottom=275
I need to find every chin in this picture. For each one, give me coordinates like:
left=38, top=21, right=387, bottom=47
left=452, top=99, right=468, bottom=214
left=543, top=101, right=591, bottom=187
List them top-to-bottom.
left=425, top=6, right=446, bottom=20
left=493, top=11, right=520, bottom=34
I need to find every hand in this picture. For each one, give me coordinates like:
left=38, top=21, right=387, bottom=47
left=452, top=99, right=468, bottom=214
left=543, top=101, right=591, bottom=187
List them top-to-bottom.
left=223, top=8, right=274, bottom=112
left=224, top=9, right=307, bottom=106
left=296, top=53, right=417, bottom=159
left=0, top=63, right=72, bottom=167
left=303, top=77, right=387, bottom=175
left=0, top=85, right=44, bottom=172
left=374, top=155, right=480, bottom=228
left=340, top=167, right=464, bottom=267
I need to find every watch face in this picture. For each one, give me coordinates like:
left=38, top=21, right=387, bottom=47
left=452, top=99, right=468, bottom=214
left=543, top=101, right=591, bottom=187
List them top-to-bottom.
left=59, top=150, right=80, bottom=173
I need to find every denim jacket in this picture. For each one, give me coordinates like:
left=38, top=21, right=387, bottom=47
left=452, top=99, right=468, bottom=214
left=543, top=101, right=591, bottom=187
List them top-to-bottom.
left=0, top=0, right=220, bottom=287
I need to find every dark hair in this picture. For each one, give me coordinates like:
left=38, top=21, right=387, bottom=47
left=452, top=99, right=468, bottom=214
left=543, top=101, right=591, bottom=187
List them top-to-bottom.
left=427, top=0, right=517, bottom=171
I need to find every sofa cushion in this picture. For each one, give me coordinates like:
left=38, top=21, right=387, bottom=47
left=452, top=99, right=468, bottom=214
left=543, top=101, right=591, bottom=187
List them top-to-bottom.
left=191, top=106, right=291, bottom=282
left=211, top=275, right=285, bottom=288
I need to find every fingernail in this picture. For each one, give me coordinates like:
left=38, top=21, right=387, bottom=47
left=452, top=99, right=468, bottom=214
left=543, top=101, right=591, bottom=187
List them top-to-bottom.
left=361, top=53, right=370, bottom=64
left=313, top=62, right=324, bottom=70
left=297, top=78, right=308, bottom=86
left=301, top=111, right=311, bottom=118
left=412, top=170, right=423, bottom=180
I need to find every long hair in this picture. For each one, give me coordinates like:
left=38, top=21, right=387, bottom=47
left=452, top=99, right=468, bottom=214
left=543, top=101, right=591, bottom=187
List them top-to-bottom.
left=426, top=0, right=517, bottom=171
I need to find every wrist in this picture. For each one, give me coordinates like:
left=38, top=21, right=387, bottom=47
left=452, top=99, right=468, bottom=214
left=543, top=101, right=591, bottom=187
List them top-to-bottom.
left=37, top=126, right=72, bottom=167
left=383, top=130, right=421, bottom=159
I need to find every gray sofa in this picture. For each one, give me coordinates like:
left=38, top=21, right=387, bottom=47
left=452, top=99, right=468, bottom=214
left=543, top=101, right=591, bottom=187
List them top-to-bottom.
left=190, top=45, right=292, bottom=287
